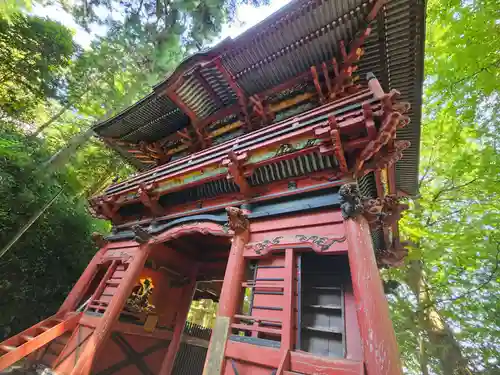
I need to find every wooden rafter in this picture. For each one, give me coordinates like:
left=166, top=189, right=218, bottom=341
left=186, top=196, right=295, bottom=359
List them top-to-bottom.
left=367, top=0, right=387, bottom=23
left=329, top=29, right=369, bottom=94
left=214, top=58, right=252, bottom=131
left=310, top=66, right=325, bottom=103
left=193, top=70, right=224, bottom=109
left=164, top=77, right=199, bottom=122
left=249, top=94, right=274, bottom=127
left=198, top=103, right=240, bottom=129
left=194, top=123, right=210, bottom=150
left=177, top=125, right=209, bottom=152
left=177, top=129, right=194, bottom=146
left=222, top=150, right=252, bottom=197
left=138, top=182, right=163, bottom=216
left=89, top=195, right=122, bottom=223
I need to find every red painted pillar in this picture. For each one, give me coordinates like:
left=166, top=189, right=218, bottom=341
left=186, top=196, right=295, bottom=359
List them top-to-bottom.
left=203, top=207, right=249, bottom=375
left=344, top=215, right=402, bottom=375
left=217, top=231, right=248, bottom=317
left=69, top=244, right=152, bottom=375
left=58, top=247, right=106, bottom=314
left=281, top=248, right=295, bottom=351
left=158, top=265, right=198, bottom=375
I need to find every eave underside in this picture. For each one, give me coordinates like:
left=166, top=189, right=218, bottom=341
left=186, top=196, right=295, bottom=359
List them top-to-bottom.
left=92, top=0, right=425, bottom=196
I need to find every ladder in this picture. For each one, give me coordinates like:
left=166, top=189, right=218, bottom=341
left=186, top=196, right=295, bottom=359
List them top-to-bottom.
left=0, top=312, right=81, bottom=371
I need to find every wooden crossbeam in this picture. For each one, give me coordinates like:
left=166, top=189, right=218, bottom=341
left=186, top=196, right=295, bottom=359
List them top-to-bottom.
left=214, top=58, right=253, bottom=131
left=165, top=78, right=199, bottom=122
left=223, top=150, right=252, bottom=197
left=138, top=183, right=163, bottom=216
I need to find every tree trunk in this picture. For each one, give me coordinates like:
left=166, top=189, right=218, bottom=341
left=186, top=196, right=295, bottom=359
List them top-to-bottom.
left=42, top=81, right=143, bottom=174
left=31, top=101, right=73, bottom=137
left=42, top=107, right=115, bottom=172
left=43, top=127, right=95, bottom=171
left=79, top=169, right=116, bottom=199
left=0, top=188, right=63, bottom=260
left=407, top=260, right=471, bottom=375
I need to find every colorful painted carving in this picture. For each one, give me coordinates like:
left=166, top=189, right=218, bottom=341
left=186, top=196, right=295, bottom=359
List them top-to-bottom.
left=125, top=278, right=156, bottom=314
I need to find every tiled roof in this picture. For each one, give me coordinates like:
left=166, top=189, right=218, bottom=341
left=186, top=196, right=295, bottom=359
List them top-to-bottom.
left=93, top=0, right=425, bottom=195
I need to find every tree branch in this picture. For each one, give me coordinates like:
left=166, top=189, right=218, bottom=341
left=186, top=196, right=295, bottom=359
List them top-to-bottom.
left=449, top=59, right=500, bottom=91
left=419, top=136, right=440, bottom=189
left=431, top=178, right=478, bottom=203
left=419, top=240, right=500, bottom=311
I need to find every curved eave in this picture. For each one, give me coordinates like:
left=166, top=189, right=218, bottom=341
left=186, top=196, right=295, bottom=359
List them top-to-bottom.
left=94, top=0, right=425, bottom=195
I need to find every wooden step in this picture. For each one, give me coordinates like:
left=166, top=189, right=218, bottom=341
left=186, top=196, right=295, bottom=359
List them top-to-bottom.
left=242, top=282, right=284, bottom=288
left=254, top=290, right=284, bottom=295
left=89, top=300, right=109, bottom=307
left=305, top=304, right=342, bottom=310
left=88, top=305, right=107, bottom=311
left=252, top=305, right=283, bottom=311
left=0, top=312, right=81, bottom=370
left=233, top=315, right=282, bottom=324
left=231, top=324, right=281, bottom=335
left=302, top=326, right=343, bottom=334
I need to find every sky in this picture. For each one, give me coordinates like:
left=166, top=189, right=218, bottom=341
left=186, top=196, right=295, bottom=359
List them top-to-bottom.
left=33, top=0, right=291, bottom=49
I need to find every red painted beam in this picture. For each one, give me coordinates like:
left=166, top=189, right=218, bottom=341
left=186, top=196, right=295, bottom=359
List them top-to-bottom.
left=367, top=0, right=387, bottom=23
left=213, top=58, right=252, bottom=131
left=194, top=70, right=224, bottom=109
left=258, top=71, right=311, bottom=99
left=166, top=79, right=199, bottom=122
left=99, top=87, right=375, bottom=197
left=198, top=104, right=240, bottom=129
left=115, top=177, right=349, bottom=230
left=203, top=212, right=249, bottom=375
left=344, top=215, right=402, bottom=375
left=70, top=244, right=152, bottom=375
left=58, top=247, right=106, bottom=314
left=281, top=249, right=295, bottom=351
left=159, top=266, right=198, bottom=375
left=0, top=313, right=82, bottom=371
left=224, top=340, right=364, bottom=375
left=290, top=351, right=364, bottom=375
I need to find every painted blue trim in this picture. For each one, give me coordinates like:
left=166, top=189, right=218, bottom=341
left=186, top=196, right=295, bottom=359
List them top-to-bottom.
left=106, top=189, right=341, bottom=242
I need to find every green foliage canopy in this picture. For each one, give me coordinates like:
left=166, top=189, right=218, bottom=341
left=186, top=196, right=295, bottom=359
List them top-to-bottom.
left=387, top=1, right=500, bottom=374
left=0, top=15, right=75, bottom=119
left=0, top=121, right=108, bottom=338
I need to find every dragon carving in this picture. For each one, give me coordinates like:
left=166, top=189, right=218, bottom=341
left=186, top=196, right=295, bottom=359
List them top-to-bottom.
left=339, top=184, right=364, bottom=219
left=362, top=194, right=409, bottom=230
left=226, top=207, right=249, bottom=234
left=376, top=241, right=410, bottom=268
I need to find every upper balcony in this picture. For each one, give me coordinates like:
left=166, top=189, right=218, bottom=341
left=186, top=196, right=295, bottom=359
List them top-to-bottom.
left=91, top=0, right=425, bottom=225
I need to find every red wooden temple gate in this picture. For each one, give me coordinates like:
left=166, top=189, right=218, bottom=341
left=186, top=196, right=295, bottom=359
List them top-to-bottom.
left=0, top=0, right=425, bottom=374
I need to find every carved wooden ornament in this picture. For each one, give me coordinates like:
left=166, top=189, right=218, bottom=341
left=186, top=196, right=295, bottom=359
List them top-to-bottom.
left=226, top=207, right=249, bottom=234
left=244, top=234, right=347, bottom=258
